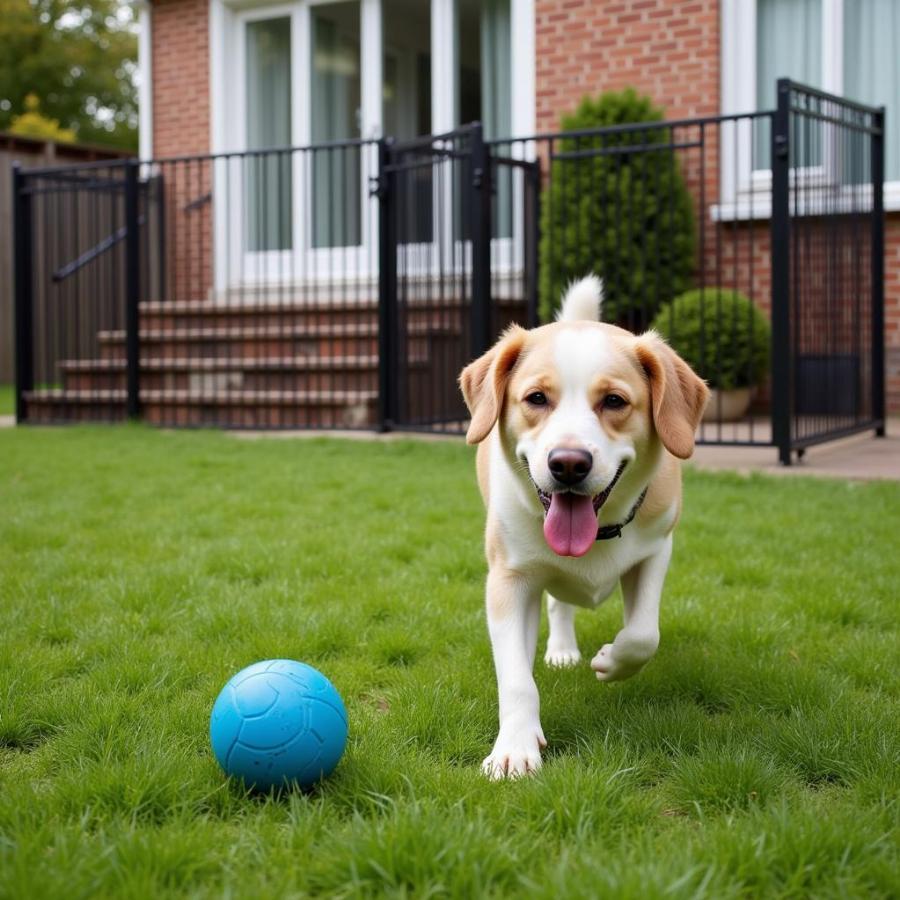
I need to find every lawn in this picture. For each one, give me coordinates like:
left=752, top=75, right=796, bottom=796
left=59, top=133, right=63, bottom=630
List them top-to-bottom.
left=1, top=426, right=898, bottom=899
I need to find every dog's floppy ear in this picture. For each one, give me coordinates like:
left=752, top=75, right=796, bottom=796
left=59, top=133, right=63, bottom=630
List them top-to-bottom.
left=459, top=326, right=527, bottom=445
left=634, top=332, right=709, bottom=459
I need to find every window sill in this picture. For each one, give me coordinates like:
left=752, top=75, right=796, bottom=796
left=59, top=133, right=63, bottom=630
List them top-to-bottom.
left=711, top=181, right=900, bottom=221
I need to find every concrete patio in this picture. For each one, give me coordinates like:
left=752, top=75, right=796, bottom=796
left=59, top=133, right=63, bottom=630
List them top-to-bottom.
left=690, top=422, right=899, bottom=481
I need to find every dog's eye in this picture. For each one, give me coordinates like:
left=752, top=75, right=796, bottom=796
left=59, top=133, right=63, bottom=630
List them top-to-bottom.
left=525, top=392, right=548, bottom=407
left=603, top=394, right=628, bottom=410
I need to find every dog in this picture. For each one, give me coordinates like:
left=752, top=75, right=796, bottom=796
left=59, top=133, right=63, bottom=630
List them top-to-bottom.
left=459, top=276, right=709, bottom=779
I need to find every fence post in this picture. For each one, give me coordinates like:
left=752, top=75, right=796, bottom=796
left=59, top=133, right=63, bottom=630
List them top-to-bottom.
left=770, top=79, right=792, bottom=465
left=871, top=105, right=886, bottom=436
left=470, top=123, right=493, bottom=356
left=376, top=138, right=395, bottom=431
left=124, top=159, right=141, bottom=419
left=12, top=163, right=34, bottom=424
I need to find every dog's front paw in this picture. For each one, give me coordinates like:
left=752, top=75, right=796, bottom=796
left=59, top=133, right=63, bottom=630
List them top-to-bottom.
left=591, top=634, right=658, bottom=682
left=544, top=644, right=582, bottom=668
left=482, top=724, right=547, bottom=780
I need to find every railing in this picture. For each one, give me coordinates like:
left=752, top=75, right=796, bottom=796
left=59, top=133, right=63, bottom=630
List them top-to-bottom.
left=12, top=80, right=886, bottom=459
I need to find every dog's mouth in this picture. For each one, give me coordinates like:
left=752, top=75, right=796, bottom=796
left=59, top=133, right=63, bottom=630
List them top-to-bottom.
left=532, top=461, right=626, bottom=514
left=532, top=462, right=626, bottom=558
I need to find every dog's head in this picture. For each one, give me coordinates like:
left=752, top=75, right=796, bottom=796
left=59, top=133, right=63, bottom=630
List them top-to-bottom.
left=459, top=278, right=709, bottom=557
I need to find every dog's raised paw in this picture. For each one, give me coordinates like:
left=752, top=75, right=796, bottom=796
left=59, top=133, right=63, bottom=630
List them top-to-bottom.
left=591, top=642, right=650, bottom=682
left=543, top=646, right=582, bottom=668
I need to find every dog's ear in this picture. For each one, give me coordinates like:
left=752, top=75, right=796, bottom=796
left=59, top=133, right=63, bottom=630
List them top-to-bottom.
left=459, top=326, right=527, bottom=445
left=634, top=332, right=709, bottom=459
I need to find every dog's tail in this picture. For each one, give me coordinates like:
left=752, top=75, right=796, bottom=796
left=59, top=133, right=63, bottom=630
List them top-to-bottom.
left=556, top=275, right=604, bottom=323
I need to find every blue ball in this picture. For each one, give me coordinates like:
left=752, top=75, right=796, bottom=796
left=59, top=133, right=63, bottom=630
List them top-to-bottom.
left=209, top=659, right=348, bottom=791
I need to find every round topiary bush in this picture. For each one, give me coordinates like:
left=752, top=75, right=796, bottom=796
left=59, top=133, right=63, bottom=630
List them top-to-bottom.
left=539, top=89, right=695, bottom=327
left=650, top=289, right=770, bottom=390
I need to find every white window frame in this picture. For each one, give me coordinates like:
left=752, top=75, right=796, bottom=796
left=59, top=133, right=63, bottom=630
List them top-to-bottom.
left=210, top=0, right=535, bottom=296
left=718, top=0, right=899, bottom=219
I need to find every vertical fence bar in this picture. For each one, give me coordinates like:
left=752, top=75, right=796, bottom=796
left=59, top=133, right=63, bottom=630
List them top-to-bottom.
left=771, top=80, right=793, bottom=465
left=871, top=105, right=886, bottom=436
left=470, top=123, right=492, bottom=357
left=377, top=138, right=395, bottom=431
left=524, top=159, right=541, bottom=328
left=124, top=160, right=141, bottom=419
left=12, top=164, right=34, bottom=423
left=156, top=172, right=167, bottom=303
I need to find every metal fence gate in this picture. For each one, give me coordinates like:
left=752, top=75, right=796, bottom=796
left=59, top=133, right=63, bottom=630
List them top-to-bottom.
left=771, top=80, right=886, bottom=463
left=377, top=124, right=536, bottom=433
left=13, top=161, right=161, bottom=423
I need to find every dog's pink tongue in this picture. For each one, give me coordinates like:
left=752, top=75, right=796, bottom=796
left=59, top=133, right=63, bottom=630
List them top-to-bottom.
left=543, top=493, right=597, bottom=557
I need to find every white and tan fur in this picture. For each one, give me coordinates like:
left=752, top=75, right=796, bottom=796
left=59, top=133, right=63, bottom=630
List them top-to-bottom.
left=459, top=276, right=709, bottom=779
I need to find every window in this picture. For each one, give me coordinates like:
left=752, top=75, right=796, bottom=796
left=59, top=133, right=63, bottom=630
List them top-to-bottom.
left=211, top=0, right=535, bottom=288
left=722, top=0, right=899, bottom=212
left=754, top=0, right=822, bottom=169
left=843, top=0, right=899, bottom=181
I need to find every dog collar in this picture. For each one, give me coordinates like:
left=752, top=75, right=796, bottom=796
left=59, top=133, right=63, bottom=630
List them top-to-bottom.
left=596, top=486, right=648, bottom=540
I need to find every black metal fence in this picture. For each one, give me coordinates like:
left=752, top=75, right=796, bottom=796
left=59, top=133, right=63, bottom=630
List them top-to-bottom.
left=12, top=80, right=885, bottom=461
left=771, top=80, right=885, bottom=462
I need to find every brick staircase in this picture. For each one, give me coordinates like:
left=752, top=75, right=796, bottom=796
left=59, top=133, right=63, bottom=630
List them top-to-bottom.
left=23, top=299, right=467, bottom=428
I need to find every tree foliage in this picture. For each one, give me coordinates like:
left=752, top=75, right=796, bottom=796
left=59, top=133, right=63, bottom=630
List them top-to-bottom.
left=0, top=0, right=138, bottom=150
left=539, top=89, right=695, bottom=328
left=9, top=92, right=76, bottom=141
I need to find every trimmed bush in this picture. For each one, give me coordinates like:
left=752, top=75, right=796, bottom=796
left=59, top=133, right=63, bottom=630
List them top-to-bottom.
left=539, top=89, right=695, bottom=327
left=651, top=289, right=771, bottom=390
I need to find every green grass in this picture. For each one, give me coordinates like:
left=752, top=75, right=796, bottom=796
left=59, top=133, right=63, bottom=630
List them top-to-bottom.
left=0, top=385, right=13, bottom=416
left=1, top=426, right=898, bottom=899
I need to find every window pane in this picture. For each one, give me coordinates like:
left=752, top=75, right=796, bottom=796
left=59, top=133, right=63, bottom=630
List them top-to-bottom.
left=382, top=0, right=430, bottom=139
left=383, top=0, right=432, bottom=243
left=456, top=0, right=512, bottom=238
left=480, top=0, right=511, bottom=141
left=755, top=0, right=821, bottom=168
left=844, top=0, right=899, bottom=180
left=311, top=1, right=361, bottom=248
left=246, top=17, right=292, bottom=252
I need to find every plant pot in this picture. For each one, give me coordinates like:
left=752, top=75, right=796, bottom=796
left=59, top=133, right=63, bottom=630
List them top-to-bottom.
left=702, top=387, right=752, bottom=423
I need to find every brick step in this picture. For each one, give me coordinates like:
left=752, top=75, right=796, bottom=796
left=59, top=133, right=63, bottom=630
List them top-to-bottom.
left=137, top=298, right=516, bottom=332
left=141, top=301, right=380, bottom=331
left=97, top=324, right=459, bottom=361
left=59, top=355, right=424, bottom=393
left=24, top=388, right=378, bottom=428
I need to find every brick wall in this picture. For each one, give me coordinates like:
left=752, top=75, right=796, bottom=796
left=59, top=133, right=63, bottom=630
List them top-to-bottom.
left=151, top=0, right=212, bottom=301
left=152, top=0, right=210, bottom=158
left=535, top=0, right=719, bottom=132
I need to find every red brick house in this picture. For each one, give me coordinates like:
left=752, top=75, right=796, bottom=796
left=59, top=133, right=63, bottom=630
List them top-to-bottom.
left=18, top=0, right=891, bottom=439
left=131, top=0, right=898, bottom=414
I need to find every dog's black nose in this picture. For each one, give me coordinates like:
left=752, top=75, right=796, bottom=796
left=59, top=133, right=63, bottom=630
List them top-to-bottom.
left=548, top=448, right=593, bottom=486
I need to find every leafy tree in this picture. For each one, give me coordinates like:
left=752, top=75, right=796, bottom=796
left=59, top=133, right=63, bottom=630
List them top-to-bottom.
left=0, top=0, right=138, bottom=150
left=539, top=89, right=695, bottom=329
left=9, top=92, right=75, bottom=141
